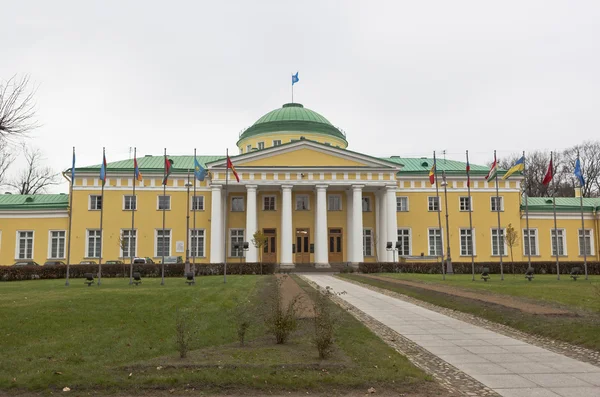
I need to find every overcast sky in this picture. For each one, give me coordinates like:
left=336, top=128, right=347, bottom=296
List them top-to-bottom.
left=2, top=0, right=600, bottom=193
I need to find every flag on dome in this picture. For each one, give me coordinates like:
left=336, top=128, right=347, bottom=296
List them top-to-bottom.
left=292, top=72, right=299, bottom=85
left=227, top=155, right=240, bottom=182
left=502, top=156, right=524, bottom=180
left=485, top=158, right=498, bottom=182
left=543, top=158, right=553, bottom=186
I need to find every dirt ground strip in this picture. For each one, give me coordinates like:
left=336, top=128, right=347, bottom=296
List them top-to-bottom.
left=276, top=274, right=315, bottom=318
left=363, top=274, right=571, bottom=315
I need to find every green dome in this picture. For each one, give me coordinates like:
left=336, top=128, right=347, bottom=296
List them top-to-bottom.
left=237, top=103, right=347, bottom=144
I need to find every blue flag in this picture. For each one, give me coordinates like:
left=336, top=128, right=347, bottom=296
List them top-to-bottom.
left=292, top=72, right=299, bottom=85
left=99, top=152, right=107, bottom=186
left=194, top=158, right=206, bottom=181
left=574, top=158, right=585, bottom=187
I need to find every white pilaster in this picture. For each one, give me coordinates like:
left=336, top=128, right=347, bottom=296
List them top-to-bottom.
left=315, top=184, right=329, bottom=266
left=210, top=185, right=223, bottom=263
left=245, top=185, right=258, bottom=262
left=280, top=185, right=294, bottom=267
left=352, top=185, right=364, bottom=264
left=386, top=185, right=398, bottom=262
left=346, top=190, right=354, bottom=263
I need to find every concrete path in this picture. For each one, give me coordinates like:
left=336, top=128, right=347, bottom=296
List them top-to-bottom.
left=304, top=275, right=600, bottom=397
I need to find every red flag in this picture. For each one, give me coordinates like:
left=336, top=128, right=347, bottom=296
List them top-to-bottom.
left=227, top=155, right=240, bottom=182
left=162, top=156, right=173, bottom=185
left=542, top=159, right=553, bottom=185
left=466, top=160, right=471, bottom=187
left=428, top=164, right=435, bottom=185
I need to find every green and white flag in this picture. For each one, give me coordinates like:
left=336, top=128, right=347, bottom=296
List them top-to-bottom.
left=486, top=158, right=498, bottom=182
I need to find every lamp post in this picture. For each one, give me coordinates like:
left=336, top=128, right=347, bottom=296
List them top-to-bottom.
left=185, top=171, right=192, bottom=275
left=233, top=242, right=249, bottom=265
left=386, top=242, right=396, bottom=263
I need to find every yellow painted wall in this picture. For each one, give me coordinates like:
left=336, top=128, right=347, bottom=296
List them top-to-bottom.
left=238, top=132, right=347, bottom=153
left=239, top=148, right=366, bottom=167
left=0, top=217, right=68, bottom=264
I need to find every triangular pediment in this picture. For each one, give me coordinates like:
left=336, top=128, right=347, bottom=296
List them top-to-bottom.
left=207, top=140, right=401, bottom=170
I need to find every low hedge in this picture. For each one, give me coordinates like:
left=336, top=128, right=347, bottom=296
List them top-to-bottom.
left=358, top=261, right=600, bottom=275
left=0, top=262, right=276, bottom=282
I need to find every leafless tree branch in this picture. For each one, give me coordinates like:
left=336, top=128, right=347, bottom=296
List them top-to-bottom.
left=0, top=75, right=40, bottom=141
left=0, top=140, right=15, bottom=187
left=7, top=144, right=60, bottom=194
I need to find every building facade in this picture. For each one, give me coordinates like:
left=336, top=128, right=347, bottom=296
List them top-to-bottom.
left=1, top=103, right=599, bottom=267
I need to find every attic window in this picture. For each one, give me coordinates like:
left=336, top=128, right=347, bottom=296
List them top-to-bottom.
left=421, top=161, right=429, bottom=167
left=25, top=197, right=34, bottom=203
left=545, top=199, right=553, bottom=204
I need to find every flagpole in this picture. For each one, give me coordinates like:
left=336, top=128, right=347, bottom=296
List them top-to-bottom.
left=291, top=74, right=294, bottom=103
left=66, top=147, right=75, bottom=286
left=98, top=147, right=106, bottom=286
left=129, top=147, right=137, bottom=285
left=161, top=148, right=166, bottom=286
left=193, top=148, right=197, bottom=284
left=223, top=148, right=229, bottom=284
left=466, top=150, right=475, bottom=281
left=493, top=150, right=504, bottom=281
left=577, top=150, right=588, bottom=280
left=433, top=151, right=445, bottom=280
left=523, top=151, right=532, bottom=271
left=550, top=151, right=560, bottom=280
left=185, top=168, right=191, bottom=275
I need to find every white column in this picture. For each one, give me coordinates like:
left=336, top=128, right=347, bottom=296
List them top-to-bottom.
left=280, top=184, right=293, bottom=268
left=315, top=184, right=329, bottom=266
left=210, top=185, right=223, bottom=263
left=245, top=185, right=258, bottom=262
left=352, top=185, right=364, bottom=264
left=386, top=185, right=398, bottom=262
left=346, top=190, right=354, bottom=263
left=377, top=191, right=388, bottom=262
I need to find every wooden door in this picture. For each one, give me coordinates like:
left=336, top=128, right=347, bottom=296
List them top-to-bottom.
left=262, top=228, right=276, bottom=263
left=295, top=228, right=310, bottom=264
left=328, top=228, right=343, bottom=263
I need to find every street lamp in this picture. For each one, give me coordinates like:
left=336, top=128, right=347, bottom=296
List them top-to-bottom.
left=233, top=242, right=249, bottom=265
left=386, top=242, right=396, bottom=263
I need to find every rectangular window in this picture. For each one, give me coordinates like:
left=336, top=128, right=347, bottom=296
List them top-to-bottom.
left=273, top=140, right=282, bottom=147
left=257, top=142, right=265, bottom=150
left=246, top=144, right=252, bottom=152
left=295, top=194, right=309, bottom=210
left=89, top=195, right=102, bottom=210
left=124, top=195, right=137, bottom=210
left=158, top=195, right=171, bottom=210
left=192, top=195, right=204, bottom=211
left=263, top=195, right=276, bottom=211
left=328, top=195, right=342, bottom=211
left=231, top=196, right=245, bottom=212
left=396, top=196, right=408, bottom=212
left=428, top=196, right=440, bottom=212
left=491, top=196, right=503, bottom=212
left=362, top=197, right=372, bottom=212
left=459, top=197, right=472, bottom=211
left=428, top=228, right=443, bottom=256
left=460, top=228, right=474, bottom=256
left=491, top=228, right=506, bottom=256
left=87, top=229, right=101, bottom=258
left=121, top=229, right=137, bottom=258
left=156, top=229, right=171, bottom=257
left=190, top=229, right=205, bottom=257
left=230, top=229, right=245, bottom=257
left=363, top=229, right=373, bottom=257
left=397, top=229, right=411, bottom=256
left=523, top=229, right=538, bottom=256
left=551, top=229, right=566, bottom=256
left=579, top=229, right=593, bottom=256
left=17, top=231, right=34, bottom=260
left=49, top=231, right=66, bottom=259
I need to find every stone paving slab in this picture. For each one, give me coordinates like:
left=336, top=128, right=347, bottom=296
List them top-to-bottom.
left=304, top=274, right=600, bottom=397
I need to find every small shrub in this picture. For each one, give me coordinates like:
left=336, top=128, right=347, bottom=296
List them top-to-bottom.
left=264, top=275, right=301, bottom=344
left=312, top=287, right=336, bottom=359
left=233, top=298, right=254, bottom=346
left=175, top=308, right=195, bottom=358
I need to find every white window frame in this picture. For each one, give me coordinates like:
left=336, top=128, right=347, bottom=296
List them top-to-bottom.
left=273, top=139, right=282, bottom=147
left=257, top=141, right=265, bottom=150
left=246, top=144, right=252, bottom=153
left=295, top=194, right=310, bottom=211
left=328, top=194, right=342, bottom=211
left=89, top=195, right=102, bottom=210
left=123, top=195, right=137, bottom=211
left=157, top=195, right=171, bottom=210
left=192, top=195, right=204, bottom=211
left=263, top=195, right=276, bottom=211
left=231, top=196, right=245, bottom=212
left=396, top=196, right=409, bottom=212
left=428, top=196, right=440, bottom=212
left=459, top=196, right=472, bottom=212
left=490, top=196, right=504, bottom=212
left=362, top=197, right=372, bottom=212
left=229, top=228, right=245, bottom=257
left=363, top=228, right=373, bottom=257
left=397, top=228, right=411, bottom=256
left=428, top=228, right=443, bottom=256
left=459, top=228, right=476, bottom=256
left=491, top=228, right=507, bottom=257
left=522, top=228, right=539, bottom=256
left=550, top=228, right=567, bottom=257
left=578, top=228, right=594, bottom=257
left=85, top=229, right=102, bottom=258
left=120, top=229, right=137, bottom=258
left=155, top=229, right=172, bottom=257
left=190, top=229, right=206, bottom=258
left=16, top=230, right=35, bottom=260
left=48, top=230, right=66, bottom=259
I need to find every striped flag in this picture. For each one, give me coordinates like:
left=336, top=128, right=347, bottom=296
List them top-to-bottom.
left=485, top=158, right=498, bottom=182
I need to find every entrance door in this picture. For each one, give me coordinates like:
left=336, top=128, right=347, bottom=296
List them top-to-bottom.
left=262, top=228, right=276, bottom=263
left=295, top=228, right=310, bottom=264
left=328, top=228, right=343, bottom=263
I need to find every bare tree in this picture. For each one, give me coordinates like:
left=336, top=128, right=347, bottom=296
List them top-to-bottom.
left=0, top=75, right=39, bottom=141
left=0, top=140, right=14, bottom=187
left=562, top=141, right=600, bottom=197
left=8, top=144, right=60, bottom=194
left=504, top=223, right=519, bottom=275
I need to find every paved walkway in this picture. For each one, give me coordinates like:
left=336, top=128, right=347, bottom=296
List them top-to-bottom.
left=304, top=275, right=600, bottom=397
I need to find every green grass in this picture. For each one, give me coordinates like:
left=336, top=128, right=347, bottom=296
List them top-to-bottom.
left=340, top=274, right=600, bottom=352
left=0, top=276, right=437, bottom=395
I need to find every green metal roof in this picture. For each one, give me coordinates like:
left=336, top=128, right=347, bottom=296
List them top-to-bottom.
left=237, top=103, right=347, bottom=144
left=74, top=155, right=225, bottom=173
left=384, top=157, right=494, bottom=175
left=0, top=194, right=69, bottom=210
left=523, top=197, right=600, bottom=213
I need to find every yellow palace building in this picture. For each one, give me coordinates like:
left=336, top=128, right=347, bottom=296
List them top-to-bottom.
left=1, top=102, right=599, bottom=268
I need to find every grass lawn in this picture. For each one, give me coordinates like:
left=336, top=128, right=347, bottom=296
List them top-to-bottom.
left=340, top=273, right=600, bottom=352
left=0, top=276, right=437, bottom=395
